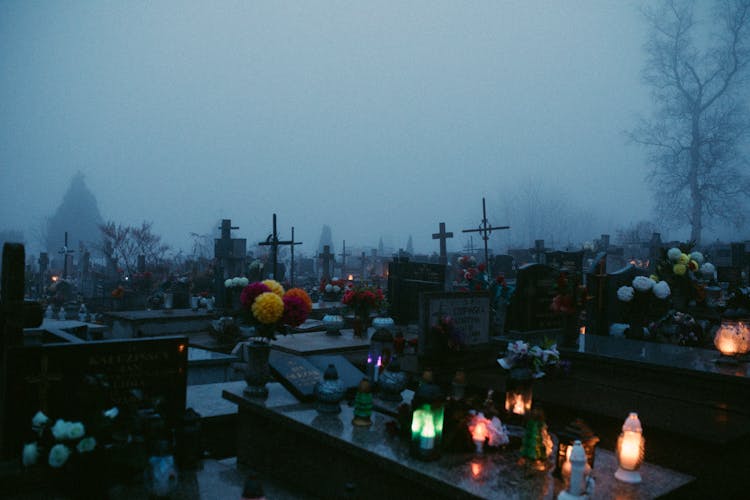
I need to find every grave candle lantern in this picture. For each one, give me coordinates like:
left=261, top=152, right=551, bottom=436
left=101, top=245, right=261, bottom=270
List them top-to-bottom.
left=713, top=317, right=750, bottom=360
left=367, top=328, right=394, bottom=385
left=504, top=368, right=533, bottom=417
left=410, top=370, right=445, bottom=461
left=615, top=412, right=645, bottom=484
left=554, top=418, right=599, bottom=480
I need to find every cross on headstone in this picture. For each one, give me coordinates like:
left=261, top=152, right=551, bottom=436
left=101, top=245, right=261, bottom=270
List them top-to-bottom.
left=461, top=197, right=509, bottom=275
left=258, top=214, right=299, bottom=281
left=214, top=219, right=246, bottom=308
left=432, top=222, right=454, bottom=265
left=58, top=231, right=75, bottom=280
left=339, top=240, right=351, bottom=277
left=318, top=245, right=335, bottom=281
left=25, top=354, right=62, bottom=413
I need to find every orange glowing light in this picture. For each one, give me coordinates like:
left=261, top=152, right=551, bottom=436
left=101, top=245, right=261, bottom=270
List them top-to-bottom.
left=348, top=274, right=354, bottom=281
left=51, top=276, right=59, bottom=282
left=714, top=321, right=750, bottom=356
left=579, top=326, right=586, bottom=335
left=178, top=344, right=186, bottom=353
left=512, top=394, right=526, bottom=415
left=472, top=421, right=487, bottom=442
left=471, top=461, right=482, bottom=478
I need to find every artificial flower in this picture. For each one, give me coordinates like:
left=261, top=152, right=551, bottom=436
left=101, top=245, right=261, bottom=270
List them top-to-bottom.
left=667, top=247, right=682, bottom=262
left=690, top=251, right=704, bottom=265
left=679, top=253, right=690, bottom=265
left=688, top=260, right=699, bottom=272
left=700, top=262, right=716, bottom=279
left=673, top=263, right=687, bottom=276
left=649, top=274, right=660, bottom=282
left=633, top=276, right=655, bottom=292
left=224, top=279, right=233, bottom=288
left=262, top=279, right=285, bottom=298
left=653, top=280, right=671, bottom=299
left=240, top=282, right=271, bottom=309
left=617, top=286, right=635, bottom=302
left=284, top=288, right=313, bottom=313
left=251, top=292, right=284, bottom=324
left=282, top=294, right=310, bottom=327
left=103, top=407, right=119, bottom=419
left=32, top=411, right=49, bottom=431
left=51, top=420, right=71, bottom=440
left=67, top=422, right=85, bottom=440
left=76, top=436, right=96, bottom=453
left=22, top=442, right=39, bottom=466
left=48, top=444, right=71, bottom=468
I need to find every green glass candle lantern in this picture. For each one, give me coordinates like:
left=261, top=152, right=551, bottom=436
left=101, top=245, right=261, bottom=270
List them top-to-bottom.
left=368, top=328, right=394, bottom=385
left=410, top=370, right=445, bottom=461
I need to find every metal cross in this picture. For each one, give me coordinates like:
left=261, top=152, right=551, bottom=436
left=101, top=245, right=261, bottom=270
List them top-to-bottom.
left=461, top=197, right=510, bottom=275
left=258, top=214, right=298, bottom=281
left=431, top=222, right=454, bottom=265
left=58, top=231, right=75, bottom=280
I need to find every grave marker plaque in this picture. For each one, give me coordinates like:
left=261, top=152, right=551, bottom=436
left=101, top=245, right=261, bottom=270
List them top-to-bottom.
left=545, top=251, right=584, bottom=276
left=387, top=261, right=446, bottom=324
left=717, top=266, right=742, bottom=287
left=418, top=292, right=491, bottom=356
left=3, top=336, right=188, bottom=457
left=268, top=350, right=322, bottom=402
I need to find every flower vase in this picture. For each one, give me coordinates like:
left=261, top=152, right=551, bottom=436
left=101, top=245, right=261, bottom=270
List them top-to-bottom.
left=353, top=314, right=370, bottom=339
left=243, top=341, right=271, bottom=398
left=505, top=368, right=534, bottom=418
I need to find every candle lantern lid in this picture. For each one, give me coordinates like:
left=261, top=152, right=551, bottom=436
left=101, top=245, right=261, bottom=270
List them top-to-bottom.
left=371, top=328, right=394, bottom=343
left=386, top=357, right=401, bottom=372
left=323, top=363, right=340, bottom=381
left=413, top=370, right=443, bottom=406
left=622, top=412, right=642, bottom=433
left=557, top=418, right=599, bottom=446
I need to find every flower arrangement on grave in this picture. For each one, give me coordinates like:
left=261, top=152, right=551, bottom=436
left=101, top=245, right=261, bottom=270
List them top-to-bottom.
left=652, top=244, right=715, bottom=310
left=617, top=276, right=671, bottom=338
left=319, top=278, right=348, bottom=301
left=238, top=279, right=313, bottom=342
left=342, top=284, right=386, bottom=338
left=647, top=310, right=705, bottom=347
left=430, top=315, right=466, bottom=352
left=497, top=339, right=560, bottom=379
left=21, top=404, right=124, bottom=497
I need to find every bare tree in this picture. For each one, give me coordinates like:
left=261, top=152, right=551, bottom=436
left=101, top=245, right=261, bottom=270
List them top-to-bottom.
left=631, top=0, right=750, bottom=244
left=98, top=221, right=169, bottom=274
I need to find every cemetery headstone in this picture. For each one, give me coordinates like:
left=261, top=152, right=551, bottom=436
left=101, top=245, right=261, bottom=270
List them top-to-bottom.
left=214, top=219, right=246, bottom=308
left=338, top=240, right=351, bottom=277
left=533, top=240, right=546, bottom=264
left=318, top=245, right=335, bottom=281
left=545, top=251, right=584, bottom=276
left=585, top=252, right=608, bottom=336
left=493, top=254, right=515, bottom=279
left=387, top=260, right=446, bottom=324
left=508, top=263, right=560, bottom=331
left=605, top=264, right=641, bottom=325
left=717, top=266, right=742, bottom=288
left=418, top=292, right=491, bottom=355
left=3, top=335, right=187, bottom=459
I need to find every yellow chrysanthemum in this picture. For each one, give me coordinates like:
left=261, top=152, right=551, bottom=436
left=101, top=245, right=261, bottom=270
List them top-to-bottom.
left=678, top=253, right=690, bottom=265
left=673, top=263, right=687, bottom=276
left=649, top=274, right=659, bottom=282
left=262, top=279, right=285, bottom=297
left=252, top=292, right=284, bottom=324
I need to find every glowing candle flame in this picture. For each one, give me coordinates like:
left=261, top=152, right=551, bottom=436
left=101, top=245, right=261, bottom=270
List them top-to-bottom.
left=512, top=394, right=525, bottom=415
left=471, top=461, right=482, bottom=478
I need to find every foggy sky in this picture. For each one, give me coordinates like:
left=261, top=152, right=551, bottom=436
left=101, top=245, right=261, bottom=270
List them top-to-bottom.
left=1, top=0, right=658, bottom=257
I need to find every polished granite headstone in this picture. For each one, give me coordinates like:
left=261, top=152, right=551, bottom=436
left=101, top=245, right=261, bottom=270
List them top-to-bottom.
left=105, top=308, right=214, bottom=338
left=271, top=329, right=370, bottom=355
left=223, top=384, right=693, bottom=500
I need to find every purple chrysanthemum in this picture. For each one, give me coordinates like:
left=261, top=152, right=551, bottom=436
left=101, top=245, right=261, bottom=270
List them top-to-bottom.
left=240, top=282, right=271, bottom=309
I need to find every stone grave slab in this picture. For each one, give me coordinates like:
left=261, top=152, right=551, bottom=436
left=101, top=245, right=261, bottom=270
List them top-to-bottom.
left=105, top=308, right=214, bottom=339
left=271, top=330, right=370, bottom=356
left=3, top=335, right=188, bottom=458
left=307, top=354, right=365, bottom=392
left=223, top=386, right=693, bottom=500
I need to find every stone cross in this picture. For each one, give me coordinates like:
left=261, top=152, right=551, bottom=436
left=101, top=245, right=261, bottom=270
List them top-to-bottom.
left=461, top=197, right=509, bottom=275
left=258, top=214, right=299, bottom=281
left=215, top=219, right=240, bottom=309
left=432, top=222, right=453, bottom=265
left=58, top=231, right=75, bottom=280
left=339, top=240, right=351, bottom=277
left=534, top=240, right=546, bottom=265
left=318, top=245, right=335, bottom=281
left=359, top=251, right=367, bottom=280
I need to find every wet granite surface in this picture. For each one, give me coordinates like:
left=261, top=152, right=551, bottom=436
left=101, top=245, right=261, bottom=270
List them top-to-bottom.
left=271, top=328, right=371, bottom=355
left=224, top=384, right=693, bottom=499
